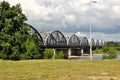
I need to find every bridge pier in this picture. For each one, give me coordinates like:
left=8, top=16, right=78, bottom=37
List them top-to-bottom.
left=53, top=48, right=56, bottom=59
left=68, top=48, right=72, bottom=59
left=81, top=49, right=84, bottom=56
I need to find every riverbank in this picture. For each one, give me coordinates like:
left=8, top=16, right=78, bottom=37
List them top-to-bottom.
left=0, top=59, right=120, bottom=80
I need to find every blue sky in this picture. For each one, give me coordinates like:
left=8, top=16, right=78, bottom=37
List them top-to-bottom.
left=1, top=0, right=120, bottom=41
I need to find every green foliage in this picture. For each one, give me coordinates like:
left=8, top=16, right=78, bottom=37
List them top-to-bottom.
left=0, top=1, right=40, bottom=60
left=20, top=35, right=40, bottom=60
left=93, top=41, right=119, bottom=59
left=102, top=41, right=120, bottom=54
left=0, top=42, right=11, bottom=59
left=102, top=42, right=119, bottom=59
left=102, top=46, right=109, bottom=53
left=102, top=47, right=118, bottom=59
left=107, top=47, right=117, bottom=54
left=93, top=48, right=103, bottom=54
left=44, top=49, right=54, bottom=59
left=55, top=51, right=64, bottom=59
left=102, top=54, right=117, bottom=59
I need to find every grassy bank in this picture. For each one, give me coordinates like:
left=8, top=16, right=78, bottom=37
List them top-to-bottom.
left=0, top=59, right=120, bottom=80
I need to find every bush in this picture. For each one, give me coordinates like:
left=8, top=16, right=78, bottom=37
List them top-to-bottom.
left=102, top=46, right=109, bottom=53
left=102, top=47, right=117, bottom=59
left=93, top=48, right=103, bottom=54
left=44, top=49, right=54, bottom=59
left=55, top=51, right=64, bottom=59
left=9, top=52, right=20, bottom=60
left=102, top=54, right=117, bottom=59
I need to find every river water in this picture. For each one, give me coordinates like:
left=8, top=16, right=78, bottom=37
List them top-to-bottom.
left=71, top=54, right=120, bottom=60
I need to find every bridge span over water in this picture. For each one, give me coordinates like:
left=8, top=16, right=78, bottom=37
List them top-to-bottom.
left=29, top=24, right=104, bottom=58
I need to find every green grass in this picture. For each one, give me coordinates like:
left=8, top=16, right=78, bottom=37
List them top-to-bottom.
left=0, top=59, right=120, bottom=80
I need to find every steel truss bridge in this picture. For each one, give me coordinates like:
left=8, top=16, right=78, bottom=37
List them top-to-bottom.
left=29, top=24, right=104, bottom=58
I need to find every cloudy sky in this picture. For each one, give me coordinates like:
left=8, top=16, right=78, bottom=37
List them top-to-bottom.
left=1, top=0, right=120, bottom=41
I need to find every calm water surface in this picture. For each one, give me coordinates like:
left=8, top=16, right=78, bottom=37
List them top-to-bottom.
left=71, top=54, right=120, bottom=60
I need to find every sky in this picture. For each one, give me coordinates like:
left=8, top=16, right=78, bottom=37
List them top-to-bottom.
left=1, top=0, right=120, bottom=42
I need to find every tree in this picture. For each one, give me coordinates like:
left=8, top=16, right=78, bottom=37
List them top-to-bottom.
left=0, top=1, right=40, bottom=60
left=20, top=33, right=40, bottom=60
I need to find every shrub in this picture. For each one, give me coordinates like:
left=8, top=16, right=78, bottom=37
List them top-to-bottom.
left=102, top=46, right=109, bottom=53
left=102, top=47, right=117, bottom=59
left=93, top=48, right=103, bottom=54
left=44, top=49, right=54, bottom=59
left=55, top=51, right=64, bottom=59
left=102, top=54, right=117, bottom=59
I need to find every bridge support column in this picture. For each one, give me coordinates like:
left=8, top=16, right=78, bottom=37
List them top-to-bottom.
left=68, top=48, right=72, bottom=59
left=53, top=49, right=56, bottom=59
left=81, top=49, right=84, bottom=56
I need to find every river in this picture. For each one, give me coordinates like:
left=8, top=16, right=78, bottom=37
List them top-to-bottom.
left=71, top=54, right=120, bottom=60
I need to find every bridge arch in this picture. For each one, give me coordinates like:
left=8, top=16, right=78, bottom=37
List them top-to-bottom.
left=24, top=23, right=44, bottom=46
left=40, top=30, right=67, bottom=47
left=67, top=34, right=80, bottom=47
left=79, top=37, right=89, bottom=47
left=88, top=38, right=96, bottom=47
left=92, top=39, right=95, bottom=47
left=96, top=40, right=100, bottom=47
left=99, top=40, right=104, bottom=47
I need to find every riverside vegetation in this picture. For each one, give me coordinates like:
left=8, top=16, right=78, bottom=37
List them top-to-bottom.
left=93, top=41, right=120, bottom=59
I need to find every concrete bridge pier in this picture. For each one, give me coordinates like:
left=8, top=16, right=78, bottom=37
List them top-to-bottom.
left=53, top=48, right=56, bottom=59
left=68, top=48, right=72, bottom=59
left=81, top=49, right=84, bottom=56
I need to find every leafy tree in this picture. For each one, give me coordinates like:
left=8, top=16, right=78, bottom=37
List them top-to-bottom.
left=0, top=1, right=40, bottom=60
left=20, top=34, right=40, bottom=60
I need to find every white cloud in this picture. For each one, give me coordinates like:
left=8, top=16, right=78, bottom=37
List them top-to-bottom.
left=1, top=0, right=120, bottom=41
left=112, top=5, right=120, bottom=13
left=65, top=14, right=77, bottom=27
left=92, top=32, right=120, bottom=42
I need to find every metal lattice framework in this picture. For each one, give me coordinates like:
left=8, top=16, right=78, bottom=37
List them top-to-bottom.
left=27, top=24, right=44, bottom=46
left=28, top=25, right=104, bottom=48
left=40, top=30, right=67, bottom=48
left=67, top=34, right=80, bottom=47
left=79, top=37, right=89, bottom=47
left=88, top=38, right=96, bottom=47
left=92, top=39, right=95, bottom=47
left=96, top=40, right=100, bottom=47
left=96, top=40, right=104, bottom=47
left=99, top=40, right=104, bottom=47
